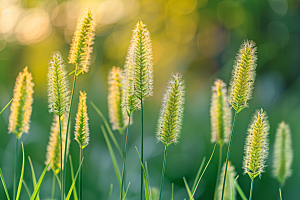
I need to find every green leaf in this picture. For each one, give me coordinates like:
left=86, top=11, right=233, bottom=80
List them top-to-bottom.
left=0, top=98, right=13, bottom=115
left=91, top=101, right=123, bottom=158
left=101, top=125, right=122, bottom=188
left=16, top=143, right=25, bottom=200
left=135, top=147, right=150, bottom=200
left=69, top=156, right=78, bottom=200
left=28, top=157, right=40, bottom=200
left=191, top=157, right=206, bottom=193
left=65, top=158, right=84, bottom=200
left=30, top=159, right=52, bottom=200
left=0, top=168, right=11, bottom=200
left=183, top=177, right=194, bottom=200
left=22, top=180, right=31, bottom=199
left=234, top=180, right=247, bottom=200
left=122, top=182, right=131, bottom=200
left=171, top=183, right=174, bottom=200
left=108, top=184, right=113, bottom=200
left=279, top=187, right=282, bottom=200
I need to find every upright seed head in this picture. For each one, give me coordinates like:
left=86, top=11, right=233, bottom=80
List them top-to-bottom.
left=69, top=9, right=95, bottom=75
left=122, top=21, right=154, bottom=115
left=228, top=40, right=257, bottom=113
left=47, top=51, right=70, bottom=116
left=8, top=66, right=34, bottom=139
left=108, top=66, right=130, bottom=131
left=156, top=73, right=185, bottom=147
left=210, top=79, right=232, bottom=145
left=74, top=91, right=90, bottom=148
left=243, top=108, right=269, bottom=180
left=45, top=114, right=70, bottom=173
left=272, top=121, right=293, bottom=184
left=217, top=161, right=236, bottom=200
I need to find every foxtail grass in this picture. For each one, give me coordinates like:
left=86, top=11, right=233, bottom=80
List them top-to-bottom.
left=221, top=40, right=257, bottom=200
left=243, top=109, right=269, bottom=200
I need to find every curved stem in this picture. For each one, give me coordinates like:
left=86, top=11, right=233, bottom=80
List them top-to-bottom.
left=140, top=98, right=144, bottom=200
left=221, top=111, right=237, bottom=200
left=120, top=115, right=131, bottom=200
left=13, top=137, right=19, bottom=200
left=214, top=144, right=223, bottom=200
left=159, top=145, right=168, bottom=200
left=79, top=146, right=83, bottom=200
left=52, top=172, right=56, bottom=199
left=249, top=178, right=254, bottom=200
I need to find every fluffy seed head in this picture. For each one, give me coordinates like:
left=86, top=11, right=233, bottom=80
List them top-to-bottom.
left=69, top=9, right=95, bottom=75
left=122, top=21, right=154, bottom=115
left=228, top=40, right=257, bottom=113
left=47, top=51, right=70, bottom=116
left=108, top=66, right=130, bottom=131
left=8, top=67, right=34, bottom=139
left=156, top=73, right=185, bottom=146
left=210, top=79, right=232, bottom=144
left=75, top=91, right=90, bottom=148
left=243, top=108, right=269, bottom=180
left=45, top=114, right=70, bottom=173
left=272, top=121, right=293, bottom=184
left=217, top=161, right=236, bottom=200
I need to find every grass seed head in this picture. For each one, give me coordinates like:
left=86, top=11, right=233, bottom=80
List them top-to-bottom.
left=69, top=9, right=95, bottom=75
left=228, top=40, right=257, bottom=113
left=47, top=51, right=70, bottom=116
left=8, top=66, right=34, bottom=139
left=156, top=73, right=185, bottom=147
left=210, top=79, right=232, bottom=145
left=74, top=91, right=90, bottom=148
left=243, top=108, right=269, bottom=180
left=272, top=121, right=293, bottom=184
left=217, top=161, right=236, bottom=200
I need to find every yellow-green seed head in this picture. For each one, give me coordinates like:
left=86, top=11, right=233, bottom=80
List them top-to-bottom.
left=69, top=9, right=95, bottom=75
left=122, top=21, right=154, bottom=115
left=228, top=40, right=257, bottom=113
left=47, top=51, right=70, bottom=116
left=8, top=66, right=34, bottom=139
left=108, top=66, right=130, bottom=131
left=156, top=73, right=185, bottom=147
left=210, top=79, right=232, bottom=144
left=75, top=91, right=90, bottom=148
left=243, top=108, right=269, bottom=180
left=45, top=114, right=70, bottom=173
left=272, top=121, right=293, bottom=184
left=217, top=161, right=236, bottom=200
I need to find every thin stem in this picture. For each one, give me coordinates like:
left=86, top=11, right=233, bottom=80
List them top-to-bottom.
left=63, top=64, right=78, bottom=199
left=140, top=98, right=144, bottom=200
left=221, top=111, right=237, bottom=200
left=59, top=114, right=63, bottom=200
left=120, top=115, right=131, bottom=200
left=13, top=137, right=19, bottom=200
left=214, top=144, right=223, bottom=200
left=159, top=145, right=168, bottom=200
left=79, top=146, right=83, bottom=200
left=52, top=172, right=56, bottom=199
left=249, top=178, right=254, bottom=200
left=279, top=183, right=282, bottom=200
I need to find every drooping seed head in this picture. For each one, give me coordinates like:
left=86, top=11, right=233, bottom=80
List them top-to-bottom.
left=69, top=9, right=95, bottom=75
left=122, top=21, right=154, bottom=115
left=228, top=40, right=257, bottom=113
left=47, top=51, right=70, bottom=116
left=108, top=66, right=130, bottom=131
left=8, top=67, right=34, bottom=139
left=156, top=73, right=185, bottom=146
left=210, top=79, right=232, bottom=145
left=74, top=91, right=90, bottom=148
left=243, top=108, right=269, bottom=180
left=45, top=114, right=70, bottom=173
left=272, top=121, right=293, bottom=184
left=217, top=161, right=236, bottom=200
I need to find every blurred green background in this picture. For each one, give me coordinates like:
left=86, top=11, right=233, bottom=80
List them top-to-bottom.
left=0, top=0, right=299, bottom=199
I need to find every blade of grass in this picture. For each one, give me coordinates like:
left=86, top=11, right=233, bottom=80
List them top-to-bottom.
left=0, top=98, right=13, bottom=115
left=91, top=102, right=123, bottom=158
left=16, top=143, right=25, bottom=200
left=135, top=147, right=150, bottom=200
left=69, top=156, right=78, bottom=200
left=28, top=157, right=40, bottom=200
left=191, top=157, right=206, bottom=193
left=65, top=158, right=84, bottom=200
left=0, top=168, right=11, bottom=200
left=53, top=169, right=61, bottom=190
left=183, top=177, right=194, bottom=200
left=234, top=178, right=247, bottom=200
left=22, top=181, right=31, bottom=199
left=122, top=182, right=131, bottom=200
left=171, top=183, right=174, bottom=200
left=108, top=184, right=113, bottom=200
left=279, top=188, right=282, bottom=200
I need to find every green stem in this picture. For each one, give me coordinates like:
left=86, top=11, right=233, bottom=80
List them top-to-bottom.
left=63, top=64, right=78, bottom=199
left=140, top=98, right=144, bottom=200
left=221, top=111, right=237, bottom=200
left=59, top=114, right=63, bottom=200
left=120, top=115, right=131, bottom=200
left=13, top=137, right=19, bottom=200
left=214, top=144, right=223, bottom=200
left=159, top=145, right=168, bottom=200
left=79, top=146, right=83, bottom=200
left=52, top=172, right=56, bottom=199
left=249, top=178, right=254, bottom=200
left=279, top=183, right=282, bottom=200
